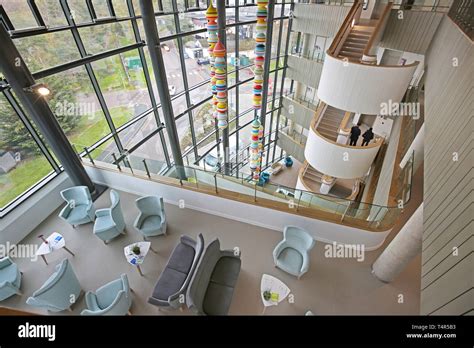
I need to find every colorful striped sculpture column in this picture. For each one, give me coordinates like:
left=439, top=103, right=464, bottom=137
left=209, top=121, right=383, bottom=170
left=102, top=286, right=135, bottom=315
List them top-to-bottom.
left=250, top=0, right=268, bottom=180
left=206, top=2, right=228, bottom=130
left=206, top=3, right=218, bottom=120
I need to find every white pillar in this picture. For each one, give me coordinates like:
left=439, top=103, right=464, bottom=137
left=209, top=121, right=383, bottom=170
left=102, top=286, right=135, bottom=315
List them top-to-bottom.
left=400, top=123, right=424, bottom=173
left=372, top=203, right=423, bottom=282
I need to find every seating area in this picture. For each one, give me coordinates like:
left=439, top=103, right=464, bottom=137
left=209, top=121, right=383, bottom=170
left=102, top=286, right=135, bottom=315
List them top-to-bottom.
left=10, top=186, right=312, bottom=315
left=0, top=187, right=421, bottom=316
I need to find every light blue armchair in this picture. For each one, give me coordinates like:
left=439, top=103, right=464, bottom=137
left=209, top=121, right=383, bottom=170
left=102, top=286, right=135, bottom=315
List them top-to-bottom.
left=58, top=186, right=95, bottom=227
left=93, top=190, right=126, bottom=244
left=134, top=196, right=167, bottom=240
left=273, top=226, right=316, bottom=279
left=0, top=257, right=22, bottom=301
left=26, top=259, right=82, bottom=312
left=81, top=274, right=132, bottom=316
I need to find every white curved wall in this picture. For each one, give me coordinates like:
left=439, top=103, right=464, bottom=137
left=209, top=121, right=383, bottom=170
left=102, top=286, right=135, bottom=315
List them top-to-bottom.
left=317, top=54, right=419, bottom=115
left=305, top=129, right=381, bottom=179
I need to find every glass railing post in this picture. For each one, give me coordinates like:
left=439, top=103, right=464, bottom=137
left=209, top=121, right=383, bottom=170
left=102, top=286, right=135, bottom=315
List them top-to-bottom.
left=84, top=147, right=94, bottom=165
left=111, top=153, right=121, bottom=171
left=143, top=159, right=151, bottom=178
left=193, top=169, right=199, bottom=188
left=214, top=173, right=218, bottom=194
left=254, top=181, right=257, bottom=202
left=296, top=190, right=302, bottom=211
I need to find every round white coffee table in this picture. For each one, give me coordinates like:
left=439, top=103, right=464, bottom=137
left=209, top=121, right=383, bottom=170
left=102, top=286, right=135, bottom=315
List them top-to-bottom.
left=36, top=232, right=75, bottom=265
left=124, top=242, right=153, bottom=276
left=260, top=273, right=291, bottom=314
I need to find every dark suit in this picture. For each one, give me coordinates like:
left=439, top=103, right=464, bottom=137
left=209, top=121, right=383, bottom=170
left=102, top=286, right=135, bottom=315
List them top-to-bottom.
left=350, top=126, right=361, bottom=146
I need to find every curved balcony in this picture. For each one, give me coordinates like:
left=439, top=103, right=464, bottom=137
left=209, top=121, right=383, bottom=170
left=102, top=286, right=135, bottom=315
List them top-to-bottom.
left=317, top=0, right=419, bottom=115
left=317, top=54, right=419, bottom=115
left=304, top=103, right=383, bottom=179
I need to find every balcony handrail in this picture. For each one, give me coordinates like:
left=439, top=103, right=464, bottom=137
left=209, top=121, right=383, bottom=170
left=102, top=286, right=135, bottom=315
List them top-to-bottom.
left=328, top=0, right=364, bottom=56
left=362, top=2, right=393, bottom=59
left=338, top=111, right=353, bottom=133
left=80, top=148, right=414, bottom=232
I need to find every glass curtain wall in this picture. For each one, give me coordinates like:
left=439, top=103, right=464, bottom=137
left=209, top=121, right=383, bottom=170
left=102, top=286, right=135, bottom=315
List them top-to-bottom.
left=0, top=0, right=293, bottom=214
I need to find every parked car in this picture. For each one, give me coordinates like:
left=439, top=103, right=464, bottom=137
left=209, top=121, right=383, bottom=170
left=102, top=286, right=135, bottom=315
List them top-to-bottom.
left=183, top=51, right=190, bottom=59
left=197, top=57, right=210, bottom=65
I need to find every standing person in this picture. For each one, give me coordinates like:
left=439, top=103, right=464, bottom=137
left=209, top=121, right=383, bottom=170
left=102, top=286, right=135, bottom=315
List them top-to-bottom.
left=349, top=123, right=361, bottom=146
left=362, top=127, right=374, bottom=146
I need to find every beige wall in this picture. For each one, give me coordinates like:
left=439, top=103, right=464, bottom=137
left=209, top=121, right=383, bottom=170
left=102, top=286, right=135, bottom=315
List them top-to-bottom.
left=292, top=3, right=350, bottom=37
left=380, top=10, right=444, bottom=54
left=421, top=17, right=473, bottom=315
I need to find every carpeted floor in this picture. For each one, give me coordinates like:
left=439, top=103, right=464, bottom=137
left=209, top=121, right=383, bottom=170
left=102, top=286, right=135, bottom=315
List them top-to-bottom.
left=1, top=185, right=422, bottom=316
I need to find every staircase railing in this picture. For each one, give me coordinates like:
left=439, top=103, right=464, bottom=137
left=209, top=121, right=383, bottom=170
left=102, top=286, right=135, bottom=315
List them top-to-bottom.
left=327, top=0, right=364, bottom=56
left=362, top=2, right=393, bottom=60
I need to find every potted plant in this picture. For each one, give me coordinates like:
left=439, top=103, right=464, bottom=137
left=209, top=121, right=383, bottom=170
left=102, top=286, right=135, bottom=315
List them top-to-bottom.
left=131, top=244, right=141, bottom=255
left=263, top=290, right=272, bottom=301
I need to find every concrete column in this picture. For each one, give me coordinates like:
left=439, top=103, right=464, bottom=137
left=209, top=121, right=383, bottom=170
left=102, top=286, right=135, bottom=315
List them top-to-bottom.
left=400, top=123, right=424, bottom=173
left=372, top=203, right=423, bottom=282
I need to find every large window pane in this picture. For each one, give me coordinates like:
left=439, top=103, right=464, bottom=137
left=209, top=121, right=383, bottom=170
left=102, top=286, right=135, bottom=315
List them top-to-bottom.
left=0, top=0, right=37, bottom=29
left=35, top=0, right=68, bottom=27
left=68, top=0, right=92, bottom=23
left=92, top=0, right=110, bottom=18
left=79, top=21, right=135, bottom=55
left=14, top=31, right=81, bottom=73
left=92, top=51, right=152, bottom=127
left=39, top=66, right=111, bottom=150
left=0, top=94, right=55, bottom=208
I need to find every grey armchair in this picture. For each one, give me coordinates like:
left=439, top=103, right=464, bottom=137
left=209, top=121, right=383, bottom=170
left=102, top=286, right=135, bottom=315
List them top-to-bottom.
left=58, top=186, right=95, bottom=227
left=93, top=190, right=126, bottom=244
left=134, top=196, right=167, bottom=239
left=273, top=226, right=315, bottom=279
left=148, top=234, right=204, bottom=309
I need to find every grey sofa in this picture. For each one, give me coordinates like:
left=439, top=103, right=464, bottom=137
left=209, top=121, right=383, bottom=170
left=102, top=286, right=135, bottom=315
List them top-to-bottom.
left=148, top=234, right=204, bottom=309
left=186, top=238, right=241, bottom=315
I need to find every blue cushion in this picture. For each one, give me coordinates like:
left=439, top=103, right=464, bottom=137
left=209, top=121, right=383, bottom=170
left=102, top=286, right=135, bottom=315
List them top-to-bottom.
left=67, top=204, right=89, bottom=222
left=94, top=214, right=115, bottom=233
left=142, top=215, right=162, bottom=230
left=276, top=247, right=303, bottom=274
left=95, top=278, right=124, bottom=309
